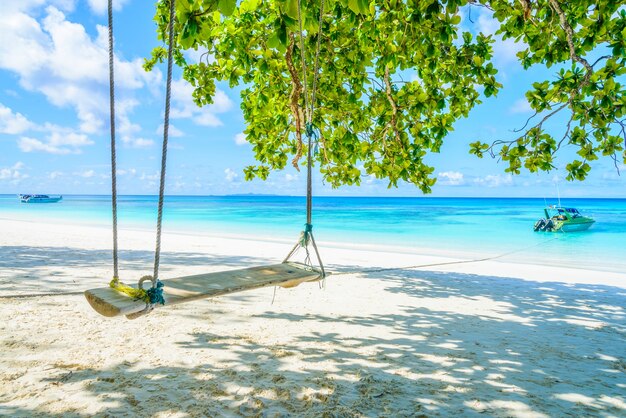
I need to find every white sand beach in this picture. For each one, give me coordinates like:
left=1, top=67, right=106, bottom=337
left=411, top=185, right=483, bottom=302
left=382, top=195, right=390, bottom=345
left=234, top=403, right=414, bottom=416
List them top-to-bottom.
left=1, top=218, right=625, bottom=417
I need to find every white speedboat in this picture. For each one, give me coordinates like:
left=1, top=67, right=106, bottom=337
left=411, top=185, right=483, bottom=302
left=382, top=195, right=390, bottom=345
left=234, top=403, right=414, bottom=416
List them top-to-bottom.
left=19, top=194, right=63, bottom=203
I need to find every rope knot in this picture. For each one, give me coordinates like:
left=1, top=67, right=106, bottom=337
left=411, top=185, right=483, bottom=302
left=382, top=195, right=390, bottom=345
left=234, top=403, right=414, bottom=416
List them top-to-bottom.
left=305, top=122, right=316, bottom=139
left=305, top=123, right=320, bottom=156
left=299, top=223, right=314, bottom=248
left=138, top=275, right=165, bottom=305
left=109, top=276, right=150, bottom=303
left=146, top=280, right=165, bottom=305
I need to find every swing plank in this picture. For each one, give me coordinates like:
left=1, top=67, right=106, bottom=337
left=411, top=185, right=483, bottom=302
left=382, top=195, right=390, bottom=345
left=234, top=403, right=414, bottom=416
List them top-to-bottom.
left=84, top=262, right=323, bottom=318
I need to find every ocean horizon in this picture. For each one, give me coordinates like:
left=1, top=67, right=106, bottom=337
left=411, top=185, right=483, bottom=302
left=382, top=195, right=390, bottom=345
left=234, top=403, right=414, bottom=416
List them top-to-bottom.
left=2, top=194, right=625, bottom=273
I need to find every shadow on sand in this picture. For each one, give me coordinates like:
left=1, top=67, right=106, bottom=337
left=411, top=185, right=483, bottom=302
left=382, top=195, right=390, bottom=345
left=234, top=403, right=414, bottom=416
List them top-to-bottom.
left=0, top=245, right=271, bottom=295
left=1, top=247, right=625, bottom=417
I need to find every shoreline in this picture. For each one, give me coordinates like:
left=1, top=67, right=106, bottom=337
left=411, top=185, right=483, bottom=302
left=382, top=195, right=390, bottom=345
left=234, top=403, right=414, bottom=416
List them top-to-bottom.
left=1, top=214, right=625, bottom=279
left=1, top=218, right=625, bottom=291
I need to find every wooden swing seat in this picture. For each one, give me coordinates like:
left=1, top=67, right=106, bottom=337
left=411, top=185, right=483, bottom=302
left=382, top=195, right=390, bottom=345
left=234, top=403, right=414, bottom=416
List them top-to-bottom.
left=84, top=262, right=323, bottom=318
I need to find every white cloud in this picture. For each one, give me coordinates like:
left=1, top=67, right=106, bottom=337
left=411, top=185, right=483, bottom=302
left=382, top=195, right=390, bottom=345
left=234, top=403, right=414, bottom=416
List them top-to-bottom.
left=87, top=0, right=130, bottom=15
left=4, top=1, right=75, bottom=14
left=0, top=6, right=161, bottom=136
left=0, top=10, right=49, bottom=79
left=476, top=11, right=499, bottom=34
left=476, top=12, right=525, bottom=69
left=184, top=47, right=213, bottom=64
left=171, top=78, right=233, bottom=127
left=110, top=98, right=155, bottom=147
left=509, top=98, right=533, bottom=114
left=116, top=99, right=141, bottom=134
left=0, top=103, right=34, bottom=134
left=193, top=112, right=222, bottom=126
left=14, top=122, right=95, bottom=154
left=156, top=123, right=184, bottom=138
left=18, top=130, right=93, bottom=154
left=54, top=131, right=92, bottom=147
left=234, top=132, right=247, bottom=145
left=121, top=136, right=154, bottom=148
left=19, top=137, right=67, bottom=154
left=0, top=162, right=28, bottom=181
left=602, top=165, right=626, bottom=180
left=116, top=168, right=136, bottom=176
left=224, top=168, right=238, bottom=182
left=0, top=169, right=11, bottom=180
left=77, top=169, right=95, bottom=178
left=48, top=170, right=63, bottom=179
left=438, top=171, right=465, bottom=186
left=140, top=172, right=159, bottom=181
left=285, top=173, right=299, bottom=182
left=474, top=174, right=513, bottom=187
left=171, top=180, right=186, bottom=191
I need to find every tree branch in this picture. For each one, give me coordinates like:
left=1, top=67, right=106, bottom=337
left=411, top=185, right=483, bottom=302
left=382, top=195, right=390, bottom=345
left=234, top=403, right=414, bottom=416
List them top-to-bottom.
left=191, top=0, right=218, bottom=17
left=548, top=0, right=593, bottom=84
left=467, top=1, right=494, bottom=12
left=285, top=35, right=305, bottom=170
left=591, top=55, right=611, bottom=68
left=384, top=67, right=401, bottom=143
left=513, top=103, right=568, bottom=134
left=554, top=113, right=575, bottom=153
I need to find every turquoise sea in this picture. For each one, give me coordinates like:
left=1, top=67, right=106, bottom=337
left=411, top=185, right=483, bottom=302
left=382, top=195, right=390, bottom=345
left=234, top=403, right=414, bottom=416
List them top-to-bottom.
left=1, top=195, right=625, bottom=273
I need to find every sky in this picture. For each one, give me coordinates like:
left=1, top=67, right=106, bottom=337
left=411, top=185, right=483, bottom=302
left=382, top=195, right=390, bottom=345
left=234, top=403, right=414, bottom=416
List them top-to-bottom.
left=0, top=0, right=624, bottom=198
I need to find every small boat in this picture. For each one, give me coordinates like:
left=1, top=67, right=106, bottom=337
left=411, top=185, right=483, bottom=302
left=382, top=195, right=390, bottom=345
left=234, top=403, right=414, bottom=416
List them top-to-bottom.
left=19, top=194, right=63, bottom=203
left=533, top=206, right=594, bottom=232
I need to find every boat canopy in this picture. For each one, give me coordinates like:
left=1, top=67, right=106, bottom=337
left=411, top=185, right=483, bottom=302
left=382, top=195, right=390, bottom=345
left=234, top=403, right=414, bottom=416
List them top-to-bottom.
left=21, top=194, right=51, bottom=199
left=544, top=206, right=583, bottom=219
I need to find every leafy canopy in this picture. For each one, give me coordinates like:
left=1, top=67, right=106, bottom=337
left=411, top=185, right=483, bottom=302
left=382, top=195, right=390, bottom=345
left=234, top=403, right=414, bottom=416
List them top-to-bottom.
left=146, top=0, right=626, bottom=192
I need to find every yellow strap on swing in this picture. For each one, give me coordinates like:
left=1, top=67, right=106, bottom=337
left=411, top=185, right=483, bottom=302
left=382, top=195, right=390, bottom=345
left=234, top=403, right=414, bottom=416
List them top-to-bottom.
left=109, top=277, right=149, bottom=303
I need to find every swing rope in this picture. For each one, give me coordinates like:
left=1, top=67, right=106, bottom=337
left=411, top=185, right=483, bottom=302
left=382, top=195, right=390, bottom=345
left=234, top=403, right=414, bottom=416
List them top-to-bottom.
left=105, top=0, right=174, bottom=308
left=106, top=0, right=151, bottom=302
left=107, top=0, right=119, bottom=281
left=132, top=0, right=177, bottom=310
left=152, top=0, right=176, bottom=286
left=284, top=0, right=326, bottom=278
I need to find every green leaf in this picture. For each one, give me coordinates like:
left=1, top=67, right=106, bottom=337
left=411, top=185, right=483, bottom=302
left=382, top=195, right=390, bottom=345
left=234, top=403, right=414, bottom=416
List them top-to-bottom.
left=218, top=0, right=236, bottom=16
left=240, top=0, right=260, bottom=13
left=282, top=0, right=299, bottom=20
left=348, top=0, right=369, bottom=15
left=277, top=21, right=287, bottom=47
left=267, top=32, right=280, bottom=49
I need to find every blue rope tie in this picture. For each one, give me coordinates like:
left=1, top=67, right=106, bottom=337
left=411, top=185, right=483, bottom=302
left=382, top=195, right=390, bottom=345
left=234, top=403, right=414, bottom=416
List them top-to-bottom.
left=305, top=122, right=316, bottom=139
left=305, top=123, right=320, bottom=155
left=300, top=223, right=313, bottom=247
left=146, top=280, right=165, bottom=305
